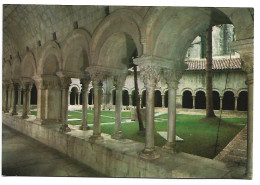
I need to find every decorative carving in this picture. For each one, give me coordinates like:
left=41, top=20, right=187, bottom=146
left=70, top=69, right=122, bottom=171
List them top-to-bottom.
left=139, top=64, right=161, bottom=91
left=163, top=68, right=184, bottom=89
left=113, top=74, right=127, bottom=90
left=33, top=75, right=60, bottom=90
left=80, top=76, right=91, bottom=92
left=60, top=77, right=71, bottom=90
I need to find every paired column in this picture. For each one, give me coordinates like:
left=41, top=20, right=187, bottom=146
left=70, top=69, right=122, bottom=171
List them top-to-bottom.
left=134, top=62, right=161, bottom=160
left=162, top=69, right=183, bottom=153
left=88, top=72, right=106, bottom=143
left=112, top=74, right=126, bottom=140
left=59, top=77, right=72, bottom=133
left=80, top=77, right=91, bottom=130
left=21, top=82, right=30, bottom=119
left=3, top=83, right=9, bottom=113
left=11, top=83, right=19, bottom=115
left=27, top=84, right=33, bottom=115
left=18, top=86, right=22, bottom=106
left=78, top=93, right=80, bottom=105
left=129, top=94, right=133, bottom=106
left=162, top=94, right=165, bottom=108
left=192, top=95, right=196, bottom=109
left=220, top=96, right=223, bottom=110
left=234, top=96, right=238, bottom=111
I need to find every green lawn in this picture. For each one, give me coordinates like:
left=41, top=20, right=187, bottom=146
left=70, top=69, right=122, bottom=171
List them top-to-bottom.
left=30, top=110, right=246, bottom=158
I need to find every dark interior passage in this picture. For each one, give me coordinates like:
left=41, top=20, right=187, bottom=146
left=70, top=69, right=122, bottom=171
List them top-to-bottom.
left=30, top=84, right=37, bottom=105
left=88, top=88, right=94, bottom=105
left=112, top=89, right=116, bottom=105
left=122, top=90, right=129, bottom=106
left=132, top=90, right=137, bottom=106
left=141, top=90, right=146, bottom=108
left=154, top=90, right=162, bottom=107
left=182, top=90, right=193, bottom=109
left=165, top=91, right=168, bottom=108
left=195, top=91, right=206, bottom=109
left=213, top=91, right=220, bottom=110
left=222, top=91, right=235, bottom=110
left=237, top=91, right=248, bottom=111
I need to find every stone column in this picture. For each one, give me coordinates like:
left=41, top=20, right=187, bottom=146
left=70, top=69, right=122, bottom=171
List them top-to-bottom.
left=231, top=38, right=253, bottom=178
left=134, top=62, right=161, bottom=160
left=162, top=69, right=183, bottom=153
left=88, top=71, right=107, bottom=143
left=112, top=74, right=126, bottom=140
left=59, top=77, right=71, bottom=133
left=80, top=77, right=91, bottom=130
left=3, top=83, right=9, bottom=113
left=11, top=83, right=18, bottom=115
left=21, top=83, right=29, bottom=119
left=27, top=83, right=33, bottom=115
left=8, top=85, right=13, bottom=111
left=18, top=86, right=21, bottom=106
left=68, top=91, right=71, bottom=105
left=74, top=93, right=77, bottom=105
left=78, top=93, right=80, bottom=105
left=129, top=94, right=132, bottom=106
left=162, top=94, right=165, bottom=108
left=192, top=95, right=196, bottom=109
left=220, top=96, right=223, bottom=110
left=234, top=96, right=238, bottom=111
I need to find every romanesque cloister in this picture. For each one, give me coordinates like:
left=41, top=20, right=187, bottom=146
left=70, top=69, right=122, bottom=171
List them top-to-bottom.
left=2, top=5, right=254, bottom=178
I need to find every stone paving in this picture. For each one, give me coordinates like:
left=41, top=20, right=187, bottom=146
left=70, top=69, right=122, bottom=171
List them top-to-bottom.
left=2, top=125, right=103, bottom=177
left=214, top=126, right=247, bottom=178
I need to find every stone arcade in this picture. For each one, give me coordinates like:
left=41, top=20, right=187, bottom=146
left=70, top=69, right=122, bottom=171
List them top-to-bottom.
left=2, top=5, right=253, bottom=178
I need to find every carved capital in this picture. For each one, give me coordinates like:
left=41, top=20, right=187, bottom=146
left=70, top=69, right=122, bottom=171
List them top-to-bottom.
left=139, top=64, right=161, bottom=91
left=163, top=68, right=184, bottom=89
left=113, top=73, right=127, bottom=90
left=33, top=75, right=60, bottom=90
left=60, top=77, right=71, bottom=90
left=80, top=77, right=91, bottom=92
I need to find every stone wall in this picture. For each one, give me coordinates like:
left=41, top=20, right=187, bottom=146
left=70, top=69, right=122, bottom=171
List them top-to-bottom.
left=2, top=113, right=233, bottom=178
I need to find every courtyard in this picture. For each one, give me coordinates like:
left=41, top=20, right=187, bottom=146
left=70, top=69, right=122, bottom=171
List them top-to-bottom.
left=31, top=110, right=246, bottom=159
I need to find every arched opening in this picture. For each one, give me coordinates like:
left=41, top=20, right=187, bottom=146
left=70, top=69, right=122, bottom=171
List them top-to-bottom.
left=30, top=84, right=37, bottom=105
left=70, top=87, right=78, bottom=105
left=88, top=88, right=94, bottom=105
left=112, top=89, right=116, bottom=105
left=122, top=90, right=129, bottom=106
left=131, top=90, right=137, bottom=106
left=141, top=90, right=146, bottom=108
left=154, top=90, right=162, bottom=107
left=182, top=90, right=193, bottom=109
left=165, top=91, right=168, bottom=108
left=195, top=91, right=206, bottom=109
left=213, top=91, right=220, bottom=110
left=222, top=91, right=235, bottom=110
left=237, top=91, right=248, bottom=111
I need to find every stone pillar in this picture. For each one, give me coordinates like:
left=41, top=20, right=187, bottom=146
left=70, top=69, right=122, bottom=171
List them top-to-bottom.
left=231, top=38, right=253, bottom=178
left=134, top=60, right=161, bottom=160
left=162, top=68, right=183, bottom=153
left=88, top=71, right=107, bottom=143
left=112, top=74, right=126, bottom=140
left=33, top=75, right=62, bottom=125
left=59, top=77, right=71, bottom=133
left=80, top=77, right=91, bottom=130
left=3, top=83, right=9, bottom=113
left=11, top=83, right=18, bottom=115
left=21, top=83, right=30, bottom=119
left=27, top=84, right=33, bottom=115
left=8, top=85, right=13, bottom=111
left=18, top=86, right=21, bottom=106
left=68, top=91, right=71, bottom=105
left=74, top=93, right=77, bottom=105
left=78, top=93, right=80, bottom=105
left=129, top=94, right=132, bottom=106
left=162, top=94, right=165, bottom=108
left=192, top=95, right=196, bottom=109
left=220, top=96, right=223, bottom=110
left=234, top=96, right=238, bottom=111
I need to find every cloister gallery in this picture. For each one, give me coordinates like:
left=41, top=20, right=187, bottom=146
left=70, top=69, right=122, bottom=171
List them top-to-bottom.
left=2, top=5, right=253, bottom=178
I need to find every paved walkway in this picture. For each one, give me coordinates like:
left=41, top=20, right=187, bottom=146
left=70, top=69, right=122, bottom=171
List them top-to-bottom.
left=2, top=125, right=103, bottom=177
left=214, top=126, right=247, bottom=178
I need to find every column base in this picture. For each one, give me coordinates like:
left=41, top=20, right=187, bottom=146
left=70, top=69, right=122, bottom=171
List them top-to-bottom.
left=11, top=112, right=18, bottom=116
left=21, top=115, right=29, bottom=119
left=59, top=124, right=71, bottom=133
left=79, top=125, right=90, bottom=131
left=111, top=131, right=124, bottom=140
left=88, top=134, right=104, bottom=143
left=162, top=141, right=176, bottom=154
left=139, top=147, right=160, bottom=160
